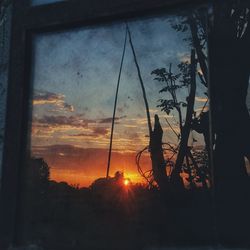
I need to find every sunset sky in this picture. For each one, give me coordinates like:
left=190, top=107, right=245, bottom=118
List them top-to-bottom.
left=29, top=14, right=209, bottom=187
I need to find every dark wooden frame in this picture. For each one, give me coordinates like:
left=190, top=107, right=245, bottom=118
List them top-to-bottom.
left=0, top=0, right=210, bottom=248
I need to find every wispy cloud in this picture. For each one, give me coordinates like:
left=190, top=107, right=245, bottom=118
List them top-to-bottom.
left=177, top=52, right=190, bottom=63
left=33, top=90, right=74, bottom=112
left=34, top=114, right=94, bottom=127
left=98, top=115, right=126, bottom=123
left=71, top=127, right=109, bottom=137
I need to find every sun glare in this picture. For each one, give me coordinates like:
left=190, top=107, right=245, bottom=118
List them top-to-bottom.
left=124, top=179, right=129, bottom=186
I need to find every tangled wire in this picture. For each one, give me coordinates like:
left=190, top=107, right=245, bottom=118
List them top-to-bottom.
left=135, top=142, right=180, bottom=188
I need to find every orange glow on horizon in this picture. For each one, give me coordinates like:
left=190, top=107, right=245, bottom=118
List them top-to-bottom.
left=45, top=150, right=151, bottom=188
left=50, top=168, right=146, bottom=188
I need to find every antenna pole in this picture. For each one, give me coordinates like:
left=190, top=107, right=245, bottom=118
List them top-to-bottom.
left=127, top=24, right=152, bottom=136
left=106, top=26, right=128, bottom=178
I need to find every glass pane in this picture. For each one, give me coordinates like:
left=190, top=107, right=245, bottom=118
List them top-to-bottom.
left=31, top=0, right=65, bottom=6
left=19, top=5, right=213, bottom=249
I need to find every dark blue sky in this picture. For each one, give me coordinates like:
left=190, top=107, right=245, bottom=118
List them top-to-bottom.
left=31, top=15, right=208, bottom=150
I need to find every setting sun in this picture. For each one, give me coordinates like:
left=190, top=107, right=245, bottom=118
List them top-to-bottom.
left=124, top=179, right=129, bottom=186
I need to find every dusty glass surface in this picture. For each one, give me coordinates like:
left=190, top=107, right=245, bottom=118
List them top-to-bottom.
left=19, top=5, right=213, bottom=249
left=29, top=14, right=210, bottom=189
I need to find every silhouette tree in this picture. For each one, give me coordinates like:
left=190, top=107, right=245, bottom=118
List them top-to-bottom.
left=210, top=0, right=250, bottom=181
left=170, top=1, right=250, bottom=184
left=173, top=1, right=250, bottom=244
left=209, top=1, right=250, bottom=245
left=170, top=7, right=208, bottom=87
left=129, top=24, right=209, bottom=191
left=135, top=43, right=210, bottom=191
left=151, top=49, right=197, bottom=190
left=149, top=114, right=169, bottom=190
left=23, top=157, right=51, bottom=227
left=21, top=158, right=50, bottom=238
left=26, top=158, right=50, bottom=198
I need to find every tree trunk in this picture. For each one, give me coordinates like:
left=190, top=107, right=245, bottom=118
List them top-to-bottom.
left=209, top=1, right=250, bottom=244
left=210, top=2, right=250, bottom=185
left=189, top=15, right=208, bottom=86
left=128, top=26, right=168, bottom=190
left=170, top=49, right=197, bottom=190
left=150, top=114, right=168, bottom=190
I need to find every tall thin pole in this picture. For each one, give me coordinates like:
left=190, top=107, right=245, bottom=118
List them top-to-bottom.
left=127, top=24, right=152, bottom=136
left=106, top=27, right=128, bottom=178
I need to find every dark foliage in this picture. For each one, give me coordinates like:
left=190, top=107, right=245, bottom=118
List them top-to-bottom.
left=18, top=158, right=214, bottom=250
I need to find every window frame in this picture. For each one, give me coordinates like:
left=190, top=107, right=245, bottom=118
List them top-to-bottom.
left=0, top=0, right=210, bottom=248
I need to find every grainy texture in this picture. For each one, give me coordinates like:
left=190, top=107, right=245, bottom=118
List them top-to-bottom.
left=0, top=0, right=11, bottom=183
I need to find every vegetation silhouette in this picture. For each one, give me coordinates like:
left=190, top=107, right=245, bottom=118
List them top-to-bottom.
left=167, top=1, right=250, bottom=246
left=209, top=1, right=250, bottom=246
left=19, top=2, right=250, bottom=248
left=133, top=2, right=250, bottom=246
left=19, top=9, right=215, bottom=250
left=128, top=22, right=210, bottom=193
left=136, top=49, right=211, bottom=193
left=19, top=157, right=214, bottom=250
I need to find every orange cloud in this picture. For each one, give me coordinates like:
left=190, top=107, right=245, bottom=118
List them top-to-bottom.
left=195, top=97, right=208, bottom=103
left=98, top=116, right=126, bottom=124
